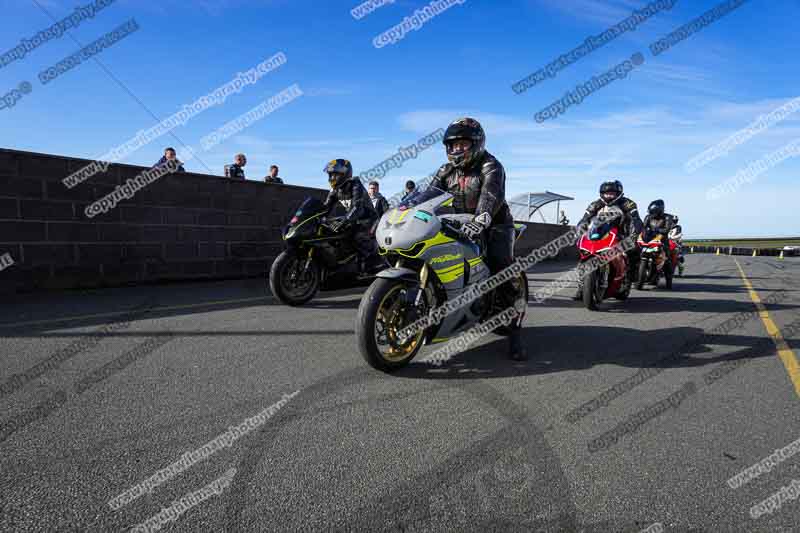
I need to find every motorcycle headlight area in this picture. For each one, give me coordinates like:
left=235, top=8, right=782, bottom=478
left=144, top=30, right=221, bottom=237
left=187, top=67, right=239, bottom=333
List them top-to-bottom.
left=390, top=241, right=427, bottom=258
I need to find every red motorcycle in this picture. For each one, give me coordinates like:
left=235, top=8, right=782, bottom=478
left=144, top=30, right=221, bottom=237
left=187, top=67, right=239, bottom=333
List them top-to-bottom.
left=577, top=207, right=631, bottom=310
left=635, top=229, right=678, bottom=290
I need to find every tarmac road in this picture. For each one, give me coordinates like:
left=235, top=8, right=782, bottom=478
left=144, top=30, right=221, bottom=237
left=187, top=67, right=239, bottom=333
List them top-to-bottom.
left=0, top=254, right=798, bottom=532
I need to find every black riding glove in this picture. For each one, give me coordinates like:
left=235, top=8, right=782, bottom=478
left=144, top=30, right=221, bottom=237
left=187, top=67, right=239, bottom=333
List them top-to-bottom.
left=462, top=213, right=492, bottom=241
left=329, top=219, right=350, bottom=232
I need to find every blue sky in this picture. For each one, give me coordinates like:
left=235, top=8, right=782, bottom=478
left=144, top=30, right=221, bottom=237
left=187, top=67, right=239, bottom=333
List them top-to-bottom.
left=1, top=0, right=798, bottom=238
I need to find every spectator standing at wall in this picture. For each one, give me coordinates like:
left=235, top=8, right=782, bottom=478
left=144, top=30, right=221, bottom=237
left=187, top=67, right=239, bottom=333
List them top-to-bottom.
left=153, top=147, right=185, bottom=173
left=225, top=153, right=247, bottom=180
left=264, top=165, right=284, bottom=184
left=367, top=181, right=390, bottom=218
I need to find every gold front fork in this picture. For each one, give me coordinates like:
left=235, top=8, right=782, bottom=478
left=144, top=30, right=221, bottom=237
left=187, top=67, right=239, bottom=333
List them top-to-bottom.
left=304, top=247, right=314, bottom=271
left=415, top=263, right=430, bottom=306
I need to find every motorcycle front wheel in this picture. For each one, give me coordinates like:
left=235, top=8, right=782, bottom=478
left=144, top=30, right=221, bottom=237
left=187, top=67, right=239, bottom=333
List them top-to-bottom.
left=268, top=250, right=321, bottom=306
left=636, top=260, right=648, bottom=291
left=663, top=260, right=674, bottom=290
left=582, top=269, right=602, bottom=311
left=356, top=278, right=427, bottom=372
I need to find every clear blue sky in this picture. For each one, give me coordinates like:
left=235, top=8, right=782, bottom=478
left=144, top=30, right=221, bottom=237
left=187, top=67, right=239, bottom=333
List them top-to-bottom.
left=1, top=0, right=798, bottom=238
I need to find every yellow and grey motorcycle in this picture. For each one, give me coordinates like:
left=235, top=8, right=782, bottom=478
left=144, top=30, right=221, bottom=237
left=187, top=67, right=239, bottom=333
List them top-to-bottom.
left=355, top=186, right=528, bottom=372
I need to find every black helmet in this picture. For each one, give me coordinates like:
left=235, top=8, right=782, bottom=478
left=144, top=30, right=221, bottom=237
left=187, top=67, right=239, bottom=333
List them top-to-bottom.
left=443, top=117, right=486, bottom=168
left=324, top=158, right=353, bottom=189
left=599, top=180, right=623, bottom=205
left=648, top=199, right=665, bottom=217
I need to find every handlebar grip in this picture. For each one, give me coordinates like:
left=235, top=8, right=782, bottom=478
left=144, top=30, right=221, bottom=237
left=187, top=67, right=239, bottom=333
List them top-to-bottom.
left=441, top=220, right=469, bottom=242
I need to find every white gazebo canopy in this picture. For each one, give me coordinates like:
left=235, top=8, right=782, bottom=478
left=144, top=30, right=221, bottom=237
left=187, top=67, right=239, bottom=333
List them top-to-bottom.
left=508, top=191, right=574, bottom=223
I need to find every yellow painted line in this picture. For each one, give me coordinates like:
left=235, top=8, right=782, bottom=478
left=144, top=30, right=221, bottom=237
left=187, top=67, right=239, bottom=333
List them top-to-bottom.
left=734, top=258, right=800, bottom=398
left=0, top=296, right=269, bottom=329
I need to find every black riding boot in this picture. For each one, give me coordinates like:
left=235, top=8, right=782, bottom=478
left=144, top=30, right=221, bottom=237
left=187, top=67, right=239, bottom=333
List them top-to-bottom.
left=627, top=250, right=640, bottom=284
left=356, top=256, right=369, bottom=276
left=573, top=284, right=583, bottom=300
left=508, top=327, right=527, bottom=361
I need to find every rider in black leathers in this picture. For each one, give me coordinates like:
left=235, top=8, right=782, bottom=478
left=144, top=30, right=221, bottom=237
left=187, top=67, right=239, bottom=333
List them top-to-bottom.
left=430, top=117, right=526, bottom=361
left=322, top=159, right=378, bottom=275
left=574, top=180, right=643, bottom=299
left=642, top=199, right=677, bottom=274
left=671, top=216, right=684, bottom=266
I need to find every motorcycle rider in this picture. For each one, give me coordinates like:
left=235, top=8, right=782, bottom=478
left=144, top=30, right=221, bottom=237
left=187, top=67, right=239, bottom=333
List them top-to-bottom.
left=430, top=117, right=527, bottom=361
left=322, top=159, right=379, bottom=275
left=573, top=180, right=643, bottom=299
left=643, top=199, right=677, bottom=272
left=669, top=216, right=685, bottom=274
left=671, top=216, right=682, bottom=239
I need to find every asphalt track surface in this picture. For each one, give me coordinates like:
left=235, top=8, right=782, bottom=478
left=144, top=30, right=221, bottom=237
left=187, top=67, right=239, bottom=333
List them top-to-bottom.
left=1, top=255, right=799, bottom=532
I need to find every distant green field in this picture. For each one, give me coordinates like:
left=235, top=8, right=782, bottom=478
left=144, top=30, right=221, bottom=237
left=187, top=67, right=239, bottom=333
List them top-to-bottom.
left=684, top=238, right=800, bottom=249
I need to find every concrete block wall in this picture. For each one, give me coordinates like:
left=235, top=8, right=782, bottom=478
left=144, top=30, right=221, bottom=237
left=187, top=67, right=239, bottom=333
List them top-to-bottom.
left=0, top=148, right=327, bottom=293
left=515, top=221, right=578, bottom=262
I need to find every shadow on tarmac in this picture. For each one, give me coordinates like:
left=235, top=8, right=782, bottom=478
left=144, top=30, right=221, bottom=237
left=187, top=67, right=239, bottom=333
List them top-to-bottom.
left=394, top=324, right=779, bottom=381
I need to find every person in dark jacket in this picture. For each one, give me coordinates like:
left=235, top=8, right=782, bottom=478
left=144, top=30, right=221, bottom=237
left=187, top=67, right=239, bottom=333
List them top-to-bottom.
left=430, top=117, right=526, bottom=361
left=154, top=147, right=185, bottom=173
left=225, top=153, right=246, bottom=180
left=323, top=159, right=378, bottom=275
left=264, top=165, right=284, bottom=184
left=573, top=179, right=643, bottom=299
left=401, top=180, right=416, bottom=202
left=576, top=180, right=642, bottom=239
left=367, top=181, right=390, bottom=218
left=642, top=199, right=677, bottom=272
left=669, top=216, right=685, bottom=271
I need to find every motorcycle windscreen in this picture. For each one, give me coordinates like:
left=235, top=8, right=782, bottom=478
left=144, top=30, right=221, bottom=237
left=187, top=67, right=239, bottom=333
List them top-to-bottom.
left=398, top=185, right=448, bottom=209
left=294, top=196, right=326, bottom=219
left=284, top=197, right=327, bottom=239
left=588, top=219, right=613, bottom=241
left=580, top=220, right=618, bottom=254
left=640, top=227, right=662, bottom=243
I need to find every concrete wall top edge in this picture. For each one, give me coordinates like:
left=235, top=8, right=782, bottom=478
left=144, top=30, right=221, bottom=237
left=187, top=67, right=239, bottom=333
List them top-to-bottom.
left=0, top=147, right=328, bottom=194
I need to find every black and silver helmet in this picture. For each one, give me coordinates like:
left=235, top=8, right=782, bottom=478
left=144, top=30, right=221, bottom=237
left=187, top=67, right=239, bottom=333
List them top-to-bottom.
left=443, top=117, right=486, bottom=168
left=599, top=180, right=623, bottom=205
left=648, top=199, right=665, bottom=217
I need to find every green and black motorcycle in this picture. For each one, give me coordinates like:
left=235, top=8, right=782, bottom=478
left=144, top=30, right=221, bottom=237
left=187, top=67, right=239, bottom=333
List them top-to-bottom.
left=269, top=197, right=384, bottom=306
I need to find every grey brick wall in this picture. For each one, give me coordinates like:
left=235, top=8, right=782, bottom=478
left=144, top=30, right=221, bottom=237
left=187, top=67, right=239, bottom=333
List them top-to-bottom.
left=0, top=148, right=326, bottom=293
left=515, top=221, right=579, bottom=262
